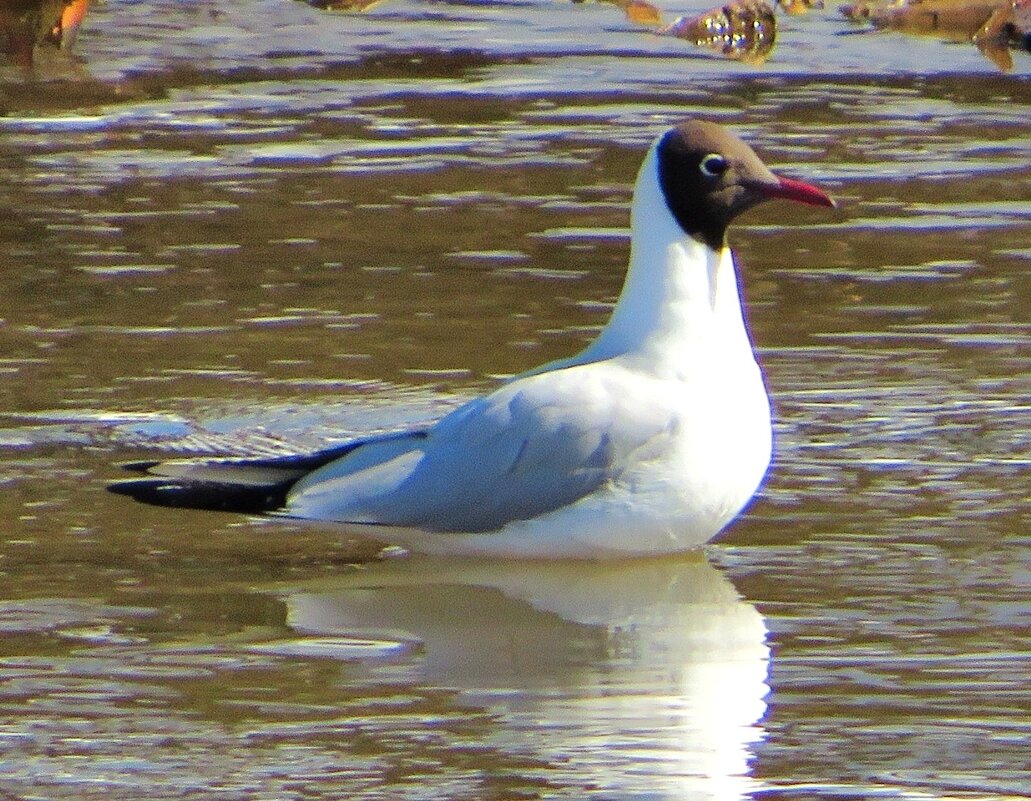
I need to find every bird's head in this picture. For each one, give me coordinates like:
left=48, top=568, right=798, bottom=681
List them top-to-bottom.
left=656, top=120, right=835, bottom=250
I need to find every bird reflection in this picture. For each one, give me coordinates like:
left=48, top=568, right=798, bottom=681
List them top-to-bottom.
left=273, top=552, right=770, bottom=799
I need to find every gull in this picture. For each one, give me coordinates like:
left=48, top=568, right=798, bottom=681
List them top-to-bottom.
left=110, top=120, right=834, bottom=558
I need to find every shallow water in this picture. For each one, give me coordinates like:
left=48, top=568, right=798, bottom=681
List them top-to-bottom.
left=0, top=0, right=1029, bottom=798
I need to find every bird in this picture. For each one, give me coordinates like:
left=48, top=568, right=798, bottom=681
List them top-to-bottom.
left=109, top=120, right=834, bottom=558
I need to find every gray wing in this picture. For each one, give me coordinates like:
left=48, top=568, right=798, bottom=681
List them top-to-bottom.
left=286, top=367, right=678, bottom=532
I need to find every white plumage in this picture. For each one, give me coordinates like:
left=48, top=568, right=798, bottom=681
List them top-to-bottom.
left=111, top=120, right=834, bottom=558
left=284, top=143, right=773, bottom=556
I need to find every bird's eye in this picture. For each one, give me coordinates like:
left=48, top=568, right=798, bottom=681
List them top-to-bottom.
left=699, top=154, right=728, bottom=178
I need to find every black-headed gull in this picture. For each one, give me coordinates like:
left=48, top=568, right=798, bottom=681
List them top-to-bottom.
left=111, top=120, right=834, bottom=557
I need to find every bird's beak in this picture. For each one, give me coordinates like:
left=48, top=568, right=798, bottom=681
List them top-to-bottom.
left=758, top=175, right=836, bottom=208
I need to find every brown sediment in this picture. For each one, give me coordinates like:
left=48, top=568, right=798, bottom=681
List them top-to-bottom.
left=659, top=0, right=777, bottom=64
left=841, top=0, right=1029, bottom=70
left=842, top=0, right=1006, bottom=37
left=975, top=0, right=1031, bottom=67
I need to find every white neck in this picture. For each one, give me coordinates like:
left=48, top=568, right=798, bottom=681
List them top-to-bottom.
left=578, top=143, right=757, bottom=377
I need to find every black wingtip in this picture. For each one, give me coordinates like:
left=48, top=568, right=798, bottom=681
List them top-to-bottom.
left=107, top=428, right=430, bottom=517
left=106, top=478, right=291, bottom=514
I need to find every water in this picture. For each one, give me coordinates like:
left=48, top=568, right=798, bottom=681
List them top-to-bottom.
left=0, top=0, right=1029, bottom=798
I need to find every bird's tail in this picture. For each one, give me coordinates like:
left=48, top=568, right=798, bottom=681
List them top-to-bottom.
left=107, top=440, right=369, bottom=514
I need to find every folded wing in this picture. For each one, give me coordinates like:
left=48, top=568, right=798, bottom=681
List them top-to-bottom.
left=110, top=365, right=678, bottom=533
left=286, top=366, right=678, bottom=532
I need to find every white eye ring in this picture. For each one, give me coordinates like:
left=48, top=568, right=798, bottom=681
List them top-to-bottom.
left=699, top=153, right=728, bottom=178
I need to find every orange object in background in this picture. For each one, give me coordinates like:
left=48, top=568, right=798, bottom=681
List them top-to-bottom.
left=1, top=0, right=90, bottom=67
left=57, top=0, right=90, bottom=48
